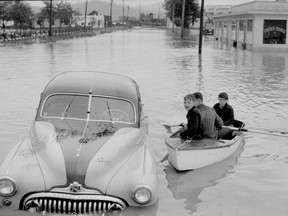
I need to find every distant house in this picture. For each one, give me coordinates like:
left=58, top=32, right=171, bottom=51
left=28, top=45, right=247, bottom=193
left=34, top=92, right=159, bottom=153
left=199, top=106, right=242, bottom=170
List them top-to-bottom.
left=73, top=10, right=105, bottom=28
left=32, top=19, right=70, bottom=29
left=44, top=19, right=70, bottom=28
left=0, top=20, right=14, bottom=29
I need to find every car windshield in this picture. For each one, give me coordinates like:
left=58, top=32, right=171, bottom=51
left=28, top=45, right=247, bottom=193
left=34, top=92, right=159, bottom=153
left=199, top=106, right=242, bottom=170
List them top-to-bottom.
left=40, top=94, right=136, bottom=140
left=42, top=94, right=136, bottom=123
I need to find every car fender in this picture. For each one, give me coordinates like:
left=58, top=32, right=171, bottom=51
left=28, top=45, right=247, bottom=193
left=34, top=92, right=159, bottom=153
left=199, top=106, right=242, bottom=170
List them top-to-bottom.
left=85, top=127, right=157, bottom=199
left=0, top=138, right=45, bottom=210
left=105, top=140, right=158, bottom=206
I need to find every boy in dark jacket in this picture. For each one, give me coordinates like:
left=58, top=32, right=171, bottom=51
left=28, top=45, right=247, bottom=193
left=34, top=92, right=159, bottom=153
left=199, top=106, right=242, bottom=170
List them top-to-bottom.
left=193, top=92, right=224, bottom=139
left=213, top=92, right=235, bottom=126
left=180, top=94, right=203, bottom=140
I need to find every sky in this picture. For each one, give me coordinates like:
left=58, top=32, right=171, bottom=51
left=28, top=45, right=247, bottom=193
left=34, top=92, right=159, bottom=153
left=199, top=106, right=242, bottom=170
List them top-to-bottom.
left=26, top=0, right=255, bottom=7
left=96, top=0, right=255, bottom=6
left=115, top=0, right=258, bottom=6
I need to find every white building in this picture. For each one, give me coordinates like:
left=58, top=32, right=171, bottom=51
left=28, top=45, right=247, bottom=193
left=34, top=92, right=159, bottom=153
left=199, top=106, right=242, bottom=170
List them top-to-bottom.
left=214, top=1, right=288, bottom=50
left=205, top=5, right=232, bottom=16
left=74, top=10, right=105, bottom=28
left=0, top=20, right=14, bottom=29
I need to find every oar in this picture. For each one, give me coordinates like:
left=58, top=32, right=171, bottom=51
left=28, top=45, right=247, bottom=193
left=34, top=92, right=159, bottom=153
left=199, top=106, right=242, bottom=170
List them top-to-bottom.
left=163, top=123, right=184, bottom=134
left=224, top=126, right=288, bottom=138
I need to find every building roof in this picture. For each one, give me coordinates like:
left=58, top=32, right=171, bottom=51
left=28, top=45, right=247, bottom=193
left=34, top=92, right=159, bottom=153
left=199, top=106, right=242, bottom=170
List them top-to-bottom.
left=213, top=1, right=288, bottom=19
left=205, top=5, right=232, bottom=14
left=88, top=10, right=99, bottom=16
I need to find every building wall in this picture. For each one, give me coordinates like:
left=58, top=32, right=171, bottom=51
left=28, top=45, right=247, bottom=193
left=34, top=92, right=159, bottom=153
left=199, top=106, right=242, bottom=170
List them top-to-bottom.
left=214, top=1, right=288, bottom=50
left=231, top=1, right=288, bottom=14
left=74, top=12, right=105, bottom=28
left=253, top=15, right=288, bottom=48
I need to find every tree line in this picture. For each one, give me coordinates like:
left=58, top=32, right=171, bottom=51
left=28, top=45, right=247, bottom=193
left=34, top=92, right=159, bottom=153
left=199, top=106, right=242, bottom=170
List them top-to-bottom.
left=0, top=0, right=80, bottom=30
left=0, top=0, right=201, bottom=31
left=163, top=0, right=199, bottom=28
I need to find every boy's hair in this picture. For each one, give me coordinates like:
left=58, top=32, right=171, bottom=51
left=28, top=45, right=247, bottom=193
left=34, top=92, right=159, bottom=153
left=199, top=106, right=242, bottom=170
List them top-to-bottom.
left=193, top=92, right=203, bottom=101
left=218, top=92, right=228, bottom=100
left=184, top=94, right=196, bottom=101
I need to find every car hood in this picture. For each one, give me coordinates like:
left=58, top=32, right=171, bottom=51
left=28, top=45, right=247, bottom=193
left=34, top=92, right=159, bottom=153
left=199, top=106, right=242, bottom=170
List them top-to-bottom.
left=27, top=121, right=143, bottom=192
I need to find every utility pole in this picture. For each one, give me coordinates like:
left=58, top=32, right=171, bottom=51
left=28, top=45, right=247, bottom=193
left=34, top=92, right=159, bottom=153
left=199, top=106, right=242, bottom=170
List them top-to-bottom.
left=49, top=0, right=52, bottom=36
left=84, top=0, right=88, bottom=31
left=110, top=0, right=113, bottom=26
left=122, top=0, right=125, bottom=26
left=139, top=0, right=142, bottom=20
left=181, top=0, right=186, bottom=38
left=198, top=0, right=205, bottom=53
left=172, top=2, right=175, bottom=32
left=158, top=4, right=160, bottom=19
left=127, top=5, right=129, bottom=23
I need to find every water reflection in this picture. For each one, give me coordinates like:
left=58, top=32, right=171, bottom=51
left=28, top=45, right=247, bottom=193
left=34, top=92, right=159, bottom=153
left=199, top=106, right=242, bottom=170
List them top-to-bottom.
left=164, top=29, right=198, bottom=49
left=214, top=38, right=231, bottom=50
left=48, top=43, right=57, bottom=75
left=197, top=54, right=204, bottom=92
left=164, top=141, right=244, bottom=214
left=123, top=204, right=158, bottom=216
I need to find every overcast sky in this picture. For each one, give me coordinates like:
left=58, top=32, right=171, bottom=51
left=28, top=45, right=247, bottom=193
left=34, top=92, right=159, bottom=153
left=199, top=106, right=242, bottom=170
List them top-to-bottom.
left=28, top=0, right=255, bottom=7
left=106, top=0, right=254, bottom=6
left=121, top=0, right=255, bottom=6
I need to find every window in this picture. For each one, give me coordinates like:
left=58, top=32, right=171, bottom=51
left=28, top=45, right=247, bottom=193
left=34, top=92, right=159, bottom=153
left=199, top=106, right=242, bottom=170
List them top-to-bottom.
left=232, top=20, right=236, bottom=31
left=239, top=20, right=244, bottom=31
left=247, top=20, right=253, bottom=32
left=263, top=20, right=286, bottom=44
left=41, top=94, right=136, bottom=137
left=42, top=94, right=135, bottom=123
left=42, top=95, right=88, bottom=119
left=90, top=96, right=135, bottom=123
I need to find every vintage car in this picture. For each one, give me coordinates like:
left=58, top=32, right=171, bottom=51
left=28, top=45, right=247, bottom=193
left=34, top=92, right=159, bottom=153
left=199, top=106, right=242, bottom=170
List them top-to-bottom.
left=0, top=71, right=158, bottom=215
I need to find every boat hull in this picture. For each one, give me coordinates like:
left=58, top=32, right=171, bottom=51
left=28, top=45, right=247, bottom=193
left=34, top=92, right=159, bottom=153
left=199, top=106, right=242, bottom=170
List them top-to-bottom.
left=165, top=135, right=244, bottom=171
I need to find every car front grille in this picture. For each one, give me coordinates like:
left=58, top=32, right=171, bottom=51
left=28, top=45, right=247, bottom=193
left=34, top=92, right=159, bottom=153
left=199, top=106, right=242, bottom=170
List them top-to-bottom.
left=21, top=192, right=127, bottom=214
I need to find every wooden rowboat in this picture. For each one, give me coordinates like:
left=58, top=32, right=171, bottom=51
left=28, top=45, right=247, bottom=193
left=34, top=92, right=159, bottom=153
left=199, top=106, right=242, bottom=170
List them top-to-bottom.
left=165, top=134, right=245, bottom=171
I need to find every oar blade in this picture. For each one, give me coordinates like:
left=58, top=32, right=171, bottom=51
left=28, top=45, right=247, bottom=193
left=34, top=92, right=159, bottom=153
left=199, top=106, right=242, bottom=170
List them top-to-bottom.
left=163, top=123, right=185, bottom=134
left=163, top=124, right=172, bottom=134
left=163, top=124, right=171, bottom=129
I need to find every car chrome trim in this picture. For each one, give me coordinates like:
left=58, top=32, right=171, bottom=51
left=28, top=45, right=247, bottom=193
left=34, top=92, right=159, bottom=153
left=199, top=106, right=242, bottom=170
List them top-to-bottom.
left=39, top=93, right=137, bottom=124
left=0, top=177, right=17, bottom=197
left=50, top=182, right=102, bottom=195
left=132, top=185, right=152, bottom=205
left=22, top=192, right=127, bottom=214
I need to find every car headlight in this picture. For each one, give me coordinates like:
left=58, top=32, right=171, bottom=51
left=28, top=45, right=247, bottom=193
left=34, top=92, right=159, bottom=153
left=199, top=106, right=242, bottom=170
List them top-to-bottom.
left=0, top=177, right=17, bottom=197
left=132, top=186, right=152, bottom=205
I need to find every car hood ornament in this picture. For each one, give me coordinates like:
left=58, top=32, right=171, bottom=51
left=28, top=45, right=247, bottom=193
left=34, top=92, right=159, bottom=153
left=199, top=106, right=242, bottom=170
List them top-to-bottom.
left=69, top=181, right=81, bottom=193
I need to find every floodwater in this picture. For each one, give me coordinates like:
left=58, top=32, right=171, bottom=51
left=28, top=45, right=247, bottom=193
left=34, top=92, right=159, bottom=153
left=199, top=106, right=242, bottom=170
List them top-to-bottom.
left=1, top=28, right=288, bottom=216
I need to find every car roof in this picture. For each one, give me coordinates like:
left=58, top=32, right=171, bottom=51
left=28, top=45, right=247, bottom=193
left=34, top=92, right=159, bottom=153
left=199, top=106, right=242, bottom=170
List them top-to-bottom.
left=42, top=71, right=140, bottom=104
